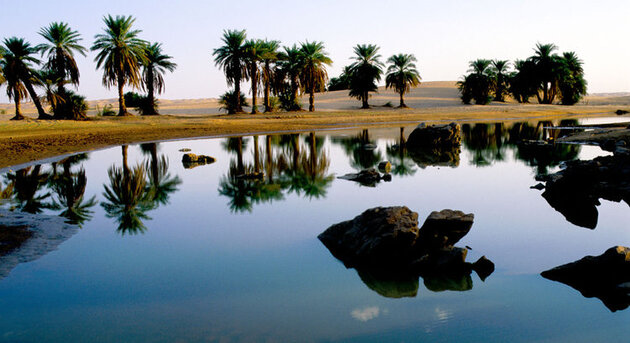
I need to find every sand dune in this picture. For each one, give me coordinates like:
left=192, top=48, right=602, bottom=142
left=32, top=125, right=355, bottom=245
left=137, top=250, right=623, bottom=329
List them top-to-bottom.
left=1, top=81, right=628, bottom=119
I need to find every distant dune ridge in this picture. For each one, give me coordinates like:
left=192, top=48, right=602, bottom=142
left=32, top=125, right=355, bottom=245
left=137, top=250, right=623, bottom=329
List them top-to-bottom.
left=1, top=81, right=629, bottom=118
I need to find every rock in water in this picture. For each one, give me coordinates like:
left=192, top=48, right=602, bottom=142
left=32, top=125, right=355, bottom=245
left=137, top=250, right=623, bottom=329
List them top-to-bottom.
left=407, top=122, right=461, bottom=148
left=182, top=153, right=216, bottom=169
left=378, top=161, right=392, bottom=173
left=338, top=168, right=384, bottom=187
left=318, top=206, right=494, bottom=297
left=542, top=246, right=630, bottom=312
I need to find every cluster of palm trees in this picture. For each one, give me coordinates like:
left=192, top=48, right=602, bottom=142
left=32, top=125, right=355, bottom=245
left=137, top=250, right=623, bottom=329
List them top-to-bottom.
left=0, top=15, right=176, bottom=120
left=213, top=29, right=332, bottom=113
left=213, top=31, right=422, bottom=113
left=458, top=43, right=587, bottom=105
left=329, top=45, right=421, bottom=108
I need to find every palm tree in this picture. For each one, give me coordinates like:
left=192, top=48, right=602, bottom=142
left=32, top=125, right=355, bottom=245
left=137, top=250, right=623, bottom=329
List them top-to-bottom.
left=91, top=15, right=147, bottom=116
left=37, top=22, right=87, bottom=119
left=213, top=29, right=248, bottom=113
left=1, top=38, right=50, bottom=119
left=244, top=39, right=264, bottom=114
left=260, top=40, right=280, bottom=112
left=299, top=41, right=332, bottom=112
left=141, top=42, right=177, bottom=115
left=531, top=43, right=559, bottom=104
left=348, top=44, right=384, bottom=109
left=0, top=45, right=28, bottom=120
left=276, top=45, right=303, bottom=111
left=0, top=46, right=6, bottom=87
left=557, top=52, right=587, bottom=105
left=385, top=54, right=421, bottom=108
left=458, top=59, right=493, bottom=105
left=490, top=60, right=510, bottom=102
left=140, top=143, right=182, bottom=205
left=51, top=160, right=97, bottom=227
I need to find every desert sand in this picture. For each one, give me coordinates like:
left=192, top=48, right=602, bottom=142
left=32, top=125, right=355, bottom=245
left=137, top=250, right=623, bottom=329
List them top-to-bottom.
left=0, top=81, right=628, bottom=169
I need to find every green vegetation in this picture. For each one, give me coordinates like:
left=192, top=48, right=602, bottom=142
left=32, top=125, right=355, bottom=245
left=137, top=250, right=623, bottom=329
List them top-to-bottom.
left=91, top=15, right=147, bottom=116
left=213, top=29, right=248, bottom=113
left=298, top=41, right=331, bottom=112
left=141, top=42, right=176, bottom=115
left=459, top=43, right=587, bottom=105
left=348, top=44, right=384, bottom=109
left=385, top=54, right=421, bottom=108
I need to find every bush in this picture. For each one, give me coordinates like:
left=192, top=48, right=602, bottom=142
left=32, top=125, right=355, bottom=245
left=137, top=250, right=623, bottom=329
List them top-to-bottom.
left=219, top=90, right=249, bottom=114
left=278, top=90, right=302, bottom=112
left=124, top=92, right=143, bottom=108
left=134, top=96, right=158, bottom=115
left=267, top=96, right=280, bottom=112
left=96, top=104, right=116, bottom=117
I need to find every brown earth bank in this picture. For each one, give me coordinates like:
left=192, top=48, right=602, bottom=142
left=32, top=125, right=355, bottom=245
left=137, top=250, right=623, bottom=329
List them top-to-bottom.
left=0, top=82, right=628, bottom=169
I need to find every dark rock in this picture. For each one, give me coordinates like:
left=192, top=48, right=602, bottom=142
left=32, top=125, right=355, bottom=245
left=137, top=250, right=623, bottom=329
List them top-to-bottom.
left=616, top=109, right=629, bottom=115
left=407, top=122, right=461, bottom=148
left=601, top=139, right=617, bottom=152
left=179, top=148, right=192, bottom=152
left=182, top=153, right=216, bottom=169
left=538, top=153, right=630, bottom=229
left=378, top=161, right=392, bottom=173
left=338, top=168, right=383, bottom=187
left=381, top=173, right=392, bottom=182
left=530, top=183, right=545, bottom=190
left=318, top=206, right=494, bottom=297
left=416, top=210, right=474, bottom=250
left=542, top=246, right=630, bottom=312
left=472, top=256, right=495, bottom=281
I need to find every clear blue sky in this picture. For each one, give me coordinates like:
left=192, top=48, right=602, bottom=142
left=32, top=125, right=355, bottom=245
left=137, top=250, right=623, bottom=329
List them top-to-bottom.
left=1, top=0, right=628, bottom=102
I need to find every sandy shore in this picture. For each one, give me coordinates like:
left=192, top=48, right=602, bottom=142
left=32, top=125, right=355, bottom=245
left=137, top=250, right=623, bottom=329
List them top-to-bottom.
left=0, top=81, right=628, bottom=169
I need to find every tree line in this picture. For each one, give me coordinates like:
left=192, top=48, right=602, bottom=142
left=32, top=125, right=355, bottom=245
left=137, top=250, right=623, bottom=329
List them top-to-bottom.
left=0, top=15, right=176, bottom=120
left=214, top=30, right=423, bottom=113
left=458, top=43, right=587, bottom=105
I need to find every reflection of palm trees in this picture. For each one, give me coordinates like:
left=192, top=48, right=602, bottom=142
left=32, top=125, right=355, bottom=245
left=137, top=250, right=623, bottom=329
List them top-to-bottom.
left=461, top=123, right=508, bottom=166
left=386, top=127, right=417, bottom=177
left=332, top=129, right=383, bottom=170
left=293, top=132, right=334, bottom=198
left=222, top=137, right=248, bottom=173
left=140, top=143, right=182, bottom=207
left=101, top=146, right=156, bottom=235
left=51, top=156, right=97, bottom=226
left=6, top=165, right=52, bottom=214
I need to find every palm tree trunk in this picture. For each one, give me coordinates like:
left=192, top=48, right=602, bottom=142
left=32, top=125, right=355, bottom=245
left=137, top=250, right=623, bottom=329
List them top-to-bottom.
left=263, top=63, right=271, bottom=112
left=251, top=66, right=258, bottom=114
left=147, top=68, right=157, bottom=115
left=117, top=74, right=129, bottom=116
left=235, top=77, right=243, bottom=113
left=23, top=80, right=50, bottom=120
left=309, top=90, right=315, bottom=112
left=11, top=91, right=24, bottom=120
left=399, top=91, right=405, bottom=108
left=361, top=92, right=369, bottom=109
left=265, top=135, right=273, bottom=182
left=236, top=137, right=244, bottom=174
left=150, top=143, right=159, bottom=185
left=122, top=145, right=130, bottom=179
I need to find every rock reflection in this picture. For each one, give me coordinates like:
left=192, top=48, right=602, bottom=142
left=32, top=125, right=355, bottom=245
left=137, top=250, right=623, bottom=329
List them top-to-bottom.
left=542, top=246, right=630, bottom=312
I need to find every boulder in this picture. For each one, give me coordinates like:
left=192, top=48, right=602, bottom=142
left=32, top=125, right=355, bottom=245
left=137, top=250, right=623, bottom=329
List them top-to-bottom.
left=407, top=122, right=461, bottom=148
left=182, top=153, right=216, bottom=169
left=378, top=161, right=392, bottom=173
left=338, top=168, right=384, bottom=187
left=318, top=206, right=494, bottom=297
left=542, top=246, right=630, bottom=312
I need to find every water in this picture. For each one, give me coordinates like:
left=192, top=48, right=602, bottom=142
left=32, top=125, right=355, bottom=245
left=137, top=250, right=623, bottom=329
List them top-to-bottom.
left=0, top=119, right=629, bottom=342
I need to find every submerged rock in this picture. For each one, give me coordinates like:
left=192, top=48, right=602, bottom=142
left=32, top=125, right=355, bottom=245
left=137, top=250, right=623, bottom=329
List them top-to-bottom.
left=182, top=153, right=216, bottom=169
left=378, top=161, right=392, bottom=173
left=338, top=168, right=388, bottom=187
left=318, top=206, right=494, bottom=298
left=542, top=246, right=630, bottom=312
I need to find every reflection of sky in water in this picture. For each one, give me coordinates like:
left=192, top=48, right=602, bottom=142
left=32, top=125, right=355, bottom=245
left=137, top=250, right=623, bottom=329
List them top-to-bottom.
left=1, top=120, right=630, bottom=342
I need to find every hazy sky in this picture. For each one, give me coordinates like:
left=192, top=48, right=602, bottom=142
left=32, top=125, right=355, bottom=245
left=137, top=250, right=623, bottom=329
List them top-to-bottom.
left=1, top=0, right=629, bottom=102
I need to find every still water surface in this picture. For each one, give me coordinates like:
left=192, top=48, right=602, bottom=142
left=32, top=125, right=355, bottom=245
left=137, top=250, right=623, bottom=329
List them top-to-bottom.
left=0, top=119, right=629, bottom=342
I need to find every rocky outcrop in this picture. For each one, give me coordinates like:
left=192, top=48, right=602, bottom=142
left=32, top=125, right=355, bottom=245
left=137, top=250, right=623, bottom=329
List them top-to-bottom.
left=407, top=122, right=461, bottom=148
left=406, top=123, right=461, bottom=168
left=535, top=147, right=630, bottom=229
left=182, top=153, right=216, bottom=169
left=338, top=168, right=391, bottom=187
left=318, top=206, right=493, bottom=297
left=542, top=246, right=630, bottom=312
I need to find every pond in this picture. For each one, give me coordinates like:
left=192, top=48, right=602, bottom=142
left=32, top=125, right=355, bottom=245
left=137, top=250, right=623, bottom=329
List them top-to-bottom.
left=1, top=118, right=629, bottom=342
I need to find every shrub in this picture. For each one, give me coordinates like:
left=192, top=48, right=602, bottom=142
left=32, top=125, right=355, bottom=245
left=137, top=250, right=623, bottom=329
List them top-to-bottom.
left=219, top=90, right=249, bottom=114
